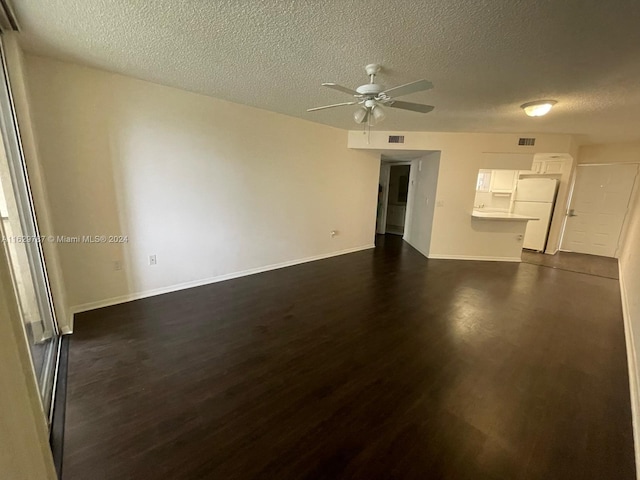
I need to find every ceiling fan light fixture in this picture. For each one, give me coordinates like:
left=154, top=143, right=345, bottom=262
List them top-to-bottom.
left=309, top=64, right=435, bottom=125
left=521, top=100, right=557, bottom=117
left=372, top=105, right=386, bottom=123
left=353, top=106, right=368, bottom=124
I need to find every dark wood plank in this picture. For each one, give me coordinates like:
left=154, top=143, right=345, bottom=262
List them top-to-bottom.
left=64, top=235, right=635, bottom=479
left=521, top=249, right=619, bottom=279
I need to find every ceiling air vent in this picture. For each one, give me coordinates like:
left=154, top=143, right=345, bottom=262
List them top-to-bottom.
left=388, top=135, right=405, bottom=144
left=518, top=137, right=536, bottom=146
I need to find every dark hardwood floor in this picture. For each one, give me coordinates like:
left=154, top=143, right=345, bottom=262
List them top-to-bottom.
left=65, top=235, right=635, bottom=479
left=521, top=249, right=619, bottom=279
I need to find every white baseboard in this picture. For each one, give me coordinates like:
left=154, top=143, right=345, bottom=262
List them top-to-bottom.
left=404, top=239, right=429, bottom=259
left=69, top=244, right=375, bottom=319
left=427, top=253, right=521, bottom=263
left=619, top=264, right=640, bottom=479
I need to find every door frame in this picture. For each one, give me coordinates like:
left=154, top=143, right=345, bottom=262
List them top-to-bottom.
left=376, top=162, right=390, bottom=234
left=559, top=162, right=640, bottom=257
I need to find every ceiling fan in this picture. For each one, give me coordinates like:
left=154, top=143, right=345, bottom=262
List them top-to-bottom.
left=307, top=64, right=434, bottom=125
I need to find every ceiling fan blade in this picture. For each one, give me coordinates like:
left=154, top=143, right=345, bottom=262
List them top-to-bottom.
left=382, top=79, right=433, bottom=98
left=322, top=83, right=359, bottom=96
left=307, top=101, right=357, bottom=112
left=389, top=101, right=435, bottom=113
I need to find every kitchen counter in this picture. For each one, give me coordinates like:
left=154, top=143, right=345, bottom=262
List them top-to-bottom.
left=472, top=210, right=539, bottom=221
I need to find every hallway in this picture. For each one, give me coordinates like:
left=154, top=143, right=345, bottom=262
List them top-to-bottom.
left=63, top=235, right=635, bottom=479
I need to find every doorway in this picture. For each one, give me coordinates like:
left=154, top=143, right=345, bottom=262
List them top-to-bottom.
left=375, top=152, right=440, bottom=257
left=383, top=164, right=410, bottom=236
left=561, top=164, right=639, bottom=257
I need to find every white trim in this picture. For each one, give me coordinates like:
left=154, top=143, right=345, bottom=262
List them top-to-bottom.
left=558, top=162, right=578, bottom=252
left=579, top=162, right=640, bottom=167
left=406, top=240, right=429, bottom=259
left=69, top=244, right=376, bottom=321
left=427, top=253, right=521, bottom=262
left=619, top=264, right=640, bottom=480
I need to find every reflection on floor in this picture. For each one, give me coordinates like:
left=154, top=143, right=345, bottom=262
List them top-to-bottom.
left=64, top=235, right=634, bottom=479
left=521, top=249, right=619, bottom=279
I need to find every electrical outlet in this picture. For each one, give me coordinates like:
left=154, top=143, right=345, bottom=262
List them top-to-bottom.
left=149, top=254, right=157, bottom=265
left=113, top=260, right=122, bottom=271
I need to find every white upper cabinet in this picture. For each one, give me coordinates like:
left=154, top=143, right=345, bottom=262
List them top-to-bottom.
left=524, top=159, right=565, bottom=175
left=531, top=160, right=543, bottom=174
left=542, top=160, right=565, bottom=174
left=490, top=170, right=517, bottom=192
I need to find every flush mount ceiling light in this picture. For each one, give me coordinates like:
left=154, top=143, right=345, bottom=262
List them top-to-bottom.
left=521, top=100, right=557, bottom=117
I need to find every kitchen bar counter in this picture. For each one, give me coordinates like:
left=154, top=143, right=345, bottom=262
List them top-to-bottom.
left=471, top=210, right=539, bottom=221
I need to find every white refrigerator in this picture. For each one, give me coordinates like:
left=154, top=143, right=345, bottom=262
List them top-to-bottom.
left=513, top=178, right=558, bottom=251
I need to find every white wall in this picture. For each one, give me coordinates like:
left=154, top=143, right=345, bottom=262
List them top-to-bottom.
left=24, top=55, right=380, bottom=314
left=349, top=131, right=574, bottom=260
left=579, top=141, right=640, bottom=165
left=580, top=142, right=640, bottom=471
left=404, top=153, right=440, bottom=256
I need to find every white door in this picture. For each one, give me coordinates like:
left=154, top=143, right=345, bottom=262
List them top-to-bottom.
left=561, top=164, right=639, bottom=257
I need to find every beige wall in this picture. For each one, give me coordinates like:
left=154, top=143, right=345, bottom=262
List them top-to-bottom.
left=24, top=55, right=380, bottom=314
left=348, top=130, right=575, bottom=259
left=579, top=141, right=640, bottom=164
left=580, top=141, right=640, bottom=470
left=621, top=179, right=640, bottom=472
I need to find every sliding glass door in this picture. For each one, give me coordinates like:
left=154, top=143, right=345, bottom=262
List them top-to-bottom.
left=0, top=39, right=59, bottom=418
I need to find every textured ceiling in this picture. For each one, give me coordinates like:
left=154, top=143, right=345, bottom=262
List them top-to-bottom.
left=12, top=0, right=640, bottom=144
